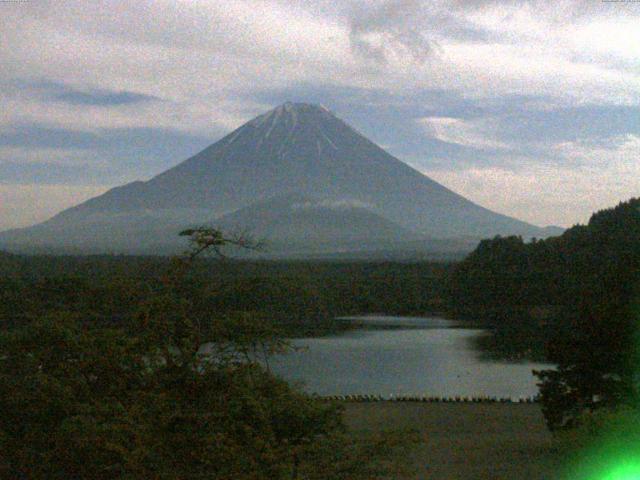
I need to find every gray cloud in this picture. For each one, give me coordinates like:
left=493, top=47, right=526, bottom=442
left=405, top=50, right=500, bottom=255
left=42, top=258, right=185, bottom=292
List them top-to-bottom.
left=0, top=0, right=639, bottom=229
left=348, top=0, right=438, bottom=64
left=22, top=79, right=159, bottom=106
left=54, top=89, right=158, bottom=106
left=0, top=124, right=214, bottom=184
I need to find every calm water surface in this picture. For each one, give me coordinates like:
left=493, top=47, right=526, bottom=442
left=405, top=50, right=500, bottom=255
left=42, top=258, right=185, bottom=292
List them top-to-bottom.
left=268, top=316, right=552, bottom=398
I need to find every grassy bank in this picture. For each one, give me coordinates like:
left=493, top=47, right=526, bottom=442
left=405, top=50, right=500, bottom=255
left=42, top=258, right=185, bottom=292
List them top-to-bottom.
left=344, top=402, right=561, bottom=479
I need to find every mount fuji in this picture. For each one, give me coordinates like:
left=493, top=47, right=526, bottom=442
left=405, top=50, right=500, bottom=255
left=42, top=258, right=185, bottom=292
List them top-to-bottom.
left=0, top=102, right=561, bottom=256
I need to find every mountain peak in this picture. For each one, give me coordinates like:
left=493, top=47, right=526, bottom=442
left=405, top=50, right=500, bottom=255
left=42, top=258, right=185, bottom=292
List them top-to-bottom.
left=0, top=101, right=558, bottom=254
left=244, top=101, right=336, bottom=137
left=258, top=101, right=331, bottom=120
left=277, top=101, right=330, bottom=113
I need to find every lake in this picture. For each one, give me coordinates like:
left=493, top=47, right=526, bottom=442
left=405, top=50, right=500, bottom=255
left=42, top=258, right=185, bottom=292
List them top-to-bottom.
left=268, top=316, right=552, bottom=398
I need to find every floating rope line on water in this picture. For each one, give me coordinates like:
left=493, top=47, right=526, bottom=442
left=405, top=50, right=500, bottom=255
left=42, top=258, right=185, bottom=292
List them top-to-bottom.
left=316, top=394, right=539, bottom=403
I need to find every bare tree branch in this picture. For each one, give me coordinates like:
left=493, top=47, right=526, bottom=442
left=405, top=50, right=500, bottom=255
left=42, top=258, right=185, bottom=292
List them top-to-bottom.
left=179, top=226, right=266, bottom=261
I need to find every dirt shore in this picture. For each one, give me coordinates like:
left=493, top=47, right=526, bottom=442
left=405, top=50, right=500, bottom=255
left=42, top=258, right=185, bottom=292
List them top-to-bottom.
left=344, top=402, right=562, bottom=480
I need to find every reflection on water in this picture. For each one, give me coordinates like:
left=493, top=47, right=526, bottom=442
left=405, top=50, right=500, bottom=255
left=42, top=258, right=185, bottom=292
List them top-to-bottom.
left=269, top=316, right=552, bottom=397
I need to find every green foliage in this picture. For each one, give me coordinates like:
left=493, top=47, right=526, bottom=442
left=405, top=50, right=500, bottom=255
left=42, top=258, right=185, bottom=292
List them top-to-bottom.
left=447, top=198, right=640, bottom=430
left=0, top=230, right=423, bottom=479
left=1, top=230, right=303, bottom=478
left=447, top=234, right=561, bottom=359
left=0, top=257, right=449, bottom=336
left=0, top=305, right=346, bottom=478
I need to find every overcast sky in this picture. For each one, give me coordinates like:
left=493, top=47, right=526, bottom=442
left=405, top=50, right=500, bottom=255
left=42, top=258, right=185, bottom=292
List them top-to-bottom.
left=1, top=0, right=639, bottom=230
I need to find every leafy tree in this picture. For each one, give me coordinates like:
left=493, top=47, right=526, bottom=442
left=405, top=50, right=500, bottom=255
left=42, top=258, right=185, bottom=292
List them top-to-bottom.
left=448, top=198, right=640, bottom=430
left=535, top=200, right=640, bottom=430
left=0, top=228, right=348, bottom=479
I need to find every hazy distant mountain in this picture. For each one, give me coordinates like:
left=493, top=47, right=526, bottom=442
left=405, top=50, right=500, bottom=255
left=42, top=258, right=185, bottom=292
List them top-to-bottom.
left=0, top=102, right=562, bottom=255
left=214, top=193, right=422, bottom=254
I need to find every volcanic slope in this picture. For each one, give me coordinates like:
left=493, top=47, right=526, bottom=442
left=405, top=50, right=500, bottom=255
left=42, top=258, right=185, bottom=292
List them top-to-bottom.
left=0, top=102, right=561, bottom=254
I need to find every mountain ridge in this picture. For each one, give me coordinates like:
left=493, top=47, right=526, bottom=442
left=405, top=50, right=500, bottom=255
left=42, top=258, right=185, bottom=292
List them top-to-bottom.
left=0, top=102, right=562, bottom=255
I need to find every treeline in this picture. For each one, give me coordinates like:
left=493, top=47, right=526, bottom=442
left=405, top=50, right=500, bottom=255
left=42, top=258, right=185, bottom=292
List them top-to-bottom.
left=448, top=198, right=640, bottom=428
left=1, top=232, right=417, bottom=479
left=0, top=255, right=449, bottom=336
